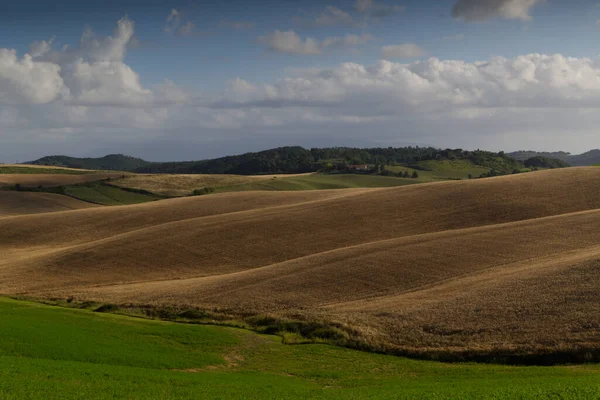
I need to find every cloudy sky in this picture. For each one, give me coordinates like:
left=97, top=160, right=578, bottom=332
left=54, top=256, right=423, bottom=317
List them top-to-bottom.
left=1, top=0, right=600, bottom=162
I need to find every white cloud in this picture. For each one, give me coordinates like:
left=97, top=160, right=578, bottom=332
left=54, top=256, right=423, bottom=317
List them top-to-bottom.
left=354, top=0, right=405, bottom=18
left=452, top=0, right=544, bottom=22
left=315, top=6, right=355, bottom=26
left=163, top=9, right=181, bottom=33
left=0, top=16, right=185, bottom=109
left=177, top=21, right=196, bottom=36
left=259, top=30, right=372, bottom=55
left=260, top=30, right=321, bottom=55
left=29, top=37, right=55, bottom=58
left=381, top=44, right=425, bottom=59
left=0, top=50, right=64, bottom=105
left=217, top=54, right=600, bottom=115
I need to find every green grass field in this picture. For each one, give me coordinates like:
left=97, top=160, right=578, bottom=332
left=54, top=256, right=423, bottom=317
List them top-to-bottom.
left=386, top=160, right=491, bottom=182
left=0, top=166, right=88, bottom=175
left=214, top=174, right=417, bottom=193
left=63, top=183, right=158, bottom=206
left=1, top=297, right=599, bottom=399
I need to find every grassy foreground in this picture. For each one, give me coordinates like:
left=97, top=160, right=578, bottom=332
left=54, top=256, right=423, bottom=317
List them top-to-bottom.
left=1, top=298, right=599, bottom=399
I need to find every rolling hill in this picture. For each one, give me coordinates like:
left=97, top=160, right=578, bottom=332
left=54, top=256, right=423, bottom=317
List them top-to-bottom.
left=509, top=149, right=600, bottom=166
left=27, top=154, right=150, bottom=171
left=1, top=167, right=600, bottom=360
left=0, top=191, right=98, bottom=217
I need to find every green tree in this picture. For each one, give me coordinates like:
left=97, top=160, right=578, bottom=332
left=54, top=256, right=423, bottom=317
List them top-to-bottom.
left=411, top=171, right=419, bottom=179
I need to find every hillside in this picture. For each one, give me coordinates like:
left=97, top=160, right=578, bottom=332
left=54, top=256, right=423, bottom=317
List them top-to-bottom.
left=28, top=146, right=527, bottom=176
left=509, top=149, right=600, bottom=166
left=28, top=154, right=150, bottom=171
left=1, top=167, right=600, bottom=360
left=0, top=191, right=97, bottom=217
left=4, top=298, right=599, bottom=399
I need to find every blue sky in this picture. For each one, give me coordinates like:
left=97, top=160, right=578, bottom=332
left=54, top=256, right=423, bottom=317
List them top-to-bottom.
left=1, top=0, right=600, bottom=161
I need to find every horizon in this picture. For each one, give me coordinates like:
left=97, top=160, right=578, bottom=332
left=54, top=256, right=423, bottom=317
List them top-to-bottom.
left=2, top=0, right=600, bottom=162
left=11, top=145, right=600, bottom=165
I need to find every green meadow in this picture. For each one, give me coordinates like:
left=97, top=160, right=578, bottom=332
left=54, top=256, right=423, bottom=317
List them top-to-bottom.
left=214, top=173, right=417, bottom=193
left=63, top=183, right=159, bottom=205
left=1, top=297, right=599, bottom=400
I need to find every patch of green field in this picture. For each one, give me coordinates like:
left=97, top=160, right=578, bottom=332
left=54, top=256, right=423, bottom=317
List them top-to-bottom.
left=387, top=160, right=491, bottom=182
left=0, top=166, right=88, bottom=175
left=214, top=174, right=416, bottom=193
left=63, top=183, right=158, bottom=206
left=1, top=297, right=599, bottom=399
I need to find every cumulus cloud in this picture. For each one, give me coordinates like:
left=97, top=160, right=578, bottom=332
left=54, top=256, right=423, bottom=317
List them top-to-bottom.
left=354, top=0, right=405, bottom=18
left=452, top=0, right=544, bottom=22
left=314, top=6, right=355, bottom=26
left=163, top=9, right=181, bottom=33
left=0, top=16, right=187, bottom=109
left=259, top=30, right=372, bottom=55
left=381, top=44, right=425, bottom=59
left=0, top=50, right=64, bottom=105
left=217, top=54, right=600, bottom=114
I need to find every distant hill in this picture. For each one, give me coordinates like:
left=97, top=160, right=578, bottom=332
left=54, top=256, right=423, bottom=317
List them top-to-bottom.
left=28, top=146, right=555, bottom=176
left=134, top=146, right=525, bottom=175
left=509, top=150, right=600, bottom=166
left=27, top=154, right=151, bottom=171
left=524, top=156, right=570, bottom=169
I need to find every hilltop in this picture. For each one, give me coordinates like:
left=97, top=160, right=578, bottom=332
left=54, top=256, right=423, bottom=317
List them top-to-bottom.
left=28, top=146, right=528, bottom=176
left=509, top=149, right=600, bottom=166
left=27, top=154, right=150, bottom=171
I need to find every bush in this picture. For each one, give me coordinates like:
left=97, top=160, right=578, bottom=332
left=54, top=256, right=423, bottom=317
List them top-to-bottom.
left=192, top=187, right=215, bottom=196
left=94, top=304, right=120, bottom=313
left=179, top=309, right=210, bottom=320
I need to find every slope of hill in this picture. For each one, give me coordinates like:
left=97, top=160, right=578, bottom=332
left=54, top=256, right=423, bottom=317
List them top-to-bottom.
left=28, top=146, right=526, bottom=176
left=510, top=149, right=600, bottom=166
left=28, top=154, right=150, bottom=171
left=1, top=168, right=600, bottom=360
left=0, top=173, right=125, bottom=188
left=0, top=191, right=97, bottom=217
left=4, top=297, right=599, bottom=399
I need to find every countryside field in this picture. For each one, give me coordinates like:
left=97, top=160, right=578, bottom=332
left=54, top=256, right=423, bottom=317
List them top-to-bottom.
left=1, top=165, right=600, bottom=397
left=2, top=297, right=600, bottom=400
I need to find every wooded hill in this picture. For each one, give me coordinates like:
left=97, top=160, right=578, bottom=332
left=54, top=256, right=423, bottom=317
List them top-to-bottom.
left=28, top=146, right=568, bottom=176
left=509, top=149, right=600, bottom=166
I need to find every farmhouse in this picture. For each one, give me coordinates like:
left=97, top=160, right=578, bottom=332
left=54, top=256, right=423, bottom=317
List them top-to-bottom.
left=347, top=164, right=369, bottom=171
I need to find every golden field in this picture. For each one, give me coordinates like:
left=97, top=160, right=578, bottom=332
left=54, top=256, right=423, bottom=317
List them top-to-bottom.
left=2, top=167, right=600, bottom=359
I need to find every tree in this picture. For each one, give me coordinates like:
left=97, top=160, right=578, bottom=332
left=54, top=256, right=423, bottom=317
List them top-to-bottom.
left=403, top=171, right=410, bottom=178
left=411, top=171, right=419, bottom=179
left=468, top=174, right=473, bottom=179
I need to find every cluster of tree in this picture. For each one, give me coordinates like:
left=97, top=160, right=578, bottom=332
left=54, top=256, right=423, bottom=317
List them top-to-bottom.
left=28, top=146, right=568, bottom=176
left=509, top=150, right=598, bottom=166
left=523, top=156, right=570, bottom=169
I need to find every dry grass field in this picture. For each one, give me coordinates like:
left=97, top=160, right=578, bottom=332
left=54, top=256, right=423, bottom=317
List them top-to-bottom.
left=2, top=167, right=600, bottom=360
left=0, top=173, right=126, bottom=188
left=108, top=173, right=307, bottom=196
left=0, top=191, right=98, bottom=217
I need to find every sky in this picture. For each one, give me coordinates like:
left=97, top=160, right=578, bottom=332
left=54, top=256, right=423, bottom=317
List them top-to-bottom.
left=1, top=0, right=600, bottom=162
